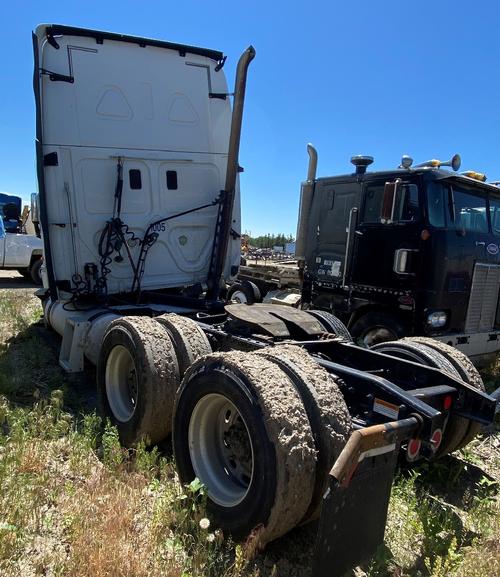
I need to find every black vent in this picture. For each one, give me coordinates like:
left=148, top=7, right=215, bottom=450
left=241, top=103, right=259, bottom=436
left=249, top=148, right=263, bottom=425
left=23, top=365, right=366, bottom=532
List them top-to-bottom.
left=129, top=169, right=142, bottom=190
left=167, top=170, right=178, bottom=190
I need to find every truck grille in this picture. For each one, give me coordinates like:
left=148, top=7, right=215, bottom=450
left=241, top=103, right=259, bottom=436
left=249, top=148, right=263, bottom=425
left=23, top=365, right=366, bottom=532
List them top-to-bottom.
left=464, top=263, right=500, bottom=333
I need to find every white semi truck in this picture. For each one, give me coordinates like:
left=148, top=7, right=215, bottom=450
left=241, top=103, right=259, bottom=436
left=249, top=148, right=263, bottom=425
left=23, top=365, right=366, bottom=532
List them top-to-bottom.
left=32, top=24, right=497, bottom=576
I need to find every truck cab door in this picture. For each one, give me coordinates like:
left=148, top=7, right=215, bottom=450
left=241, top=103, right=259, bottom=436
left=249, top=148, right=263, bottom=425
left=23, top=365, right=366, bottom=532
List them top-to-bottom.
left=351, top=179, right=421, bottom=287
left=3, top=233, right=30, bottom=267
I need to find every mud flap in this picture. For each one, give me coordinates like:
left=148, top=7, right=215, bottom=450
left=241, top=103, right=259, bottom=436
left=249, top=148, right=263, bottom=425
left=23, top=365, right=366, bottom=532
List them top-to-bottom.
left=312, top=418, right=419, bottom=577
left=313, top=451, right=397, bottom=577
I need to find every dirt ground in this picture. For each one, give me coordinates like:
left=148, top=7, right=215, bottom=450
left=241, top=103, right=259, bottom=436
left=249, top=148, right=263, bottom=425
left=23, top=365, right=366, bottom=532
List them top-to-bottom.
left=0, top=269, right=38, bottom=289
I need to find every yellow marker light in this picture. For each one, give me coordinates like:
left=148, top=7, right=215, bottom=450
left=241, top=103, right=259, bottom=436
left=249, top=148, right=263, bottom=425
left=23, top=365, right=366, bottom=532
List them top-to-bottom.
left=462, top=170, right=487, bottom=182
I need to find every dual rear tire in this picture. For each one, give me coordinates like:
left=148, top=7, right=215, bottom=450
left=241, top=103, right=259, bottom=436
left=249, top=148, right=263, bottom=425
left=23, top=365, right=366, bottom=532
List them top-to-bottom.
left=97, top=314, right=211, bottom=446
left=97, top=316, right=351, bottom=544
left=372, top=337, right=485, bottom=457
left=400, top=337, right=484, bottom=450
left=173, top=347, right=351, bottom=543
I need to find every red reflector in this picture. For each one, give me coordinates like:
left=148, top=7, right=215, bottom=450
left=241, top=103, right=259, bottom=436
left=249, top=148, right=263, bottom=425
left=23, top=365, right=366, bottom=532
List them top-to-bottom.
left=443, top=395, right=453, bottom=410
left=431, top=429, right=443, bottom=450
left=407, top=438, right=421, bottom=461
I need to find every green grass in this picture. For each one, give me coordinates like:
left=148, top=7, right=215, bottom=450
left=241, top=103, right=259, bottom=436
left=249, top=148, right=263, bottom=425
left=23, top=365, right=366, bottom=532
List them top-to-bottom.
left=0, top=289, right=498, bottom=577
left=0, top=394, right=253, bottom=577
left=368, top=452, right=499, bottom=577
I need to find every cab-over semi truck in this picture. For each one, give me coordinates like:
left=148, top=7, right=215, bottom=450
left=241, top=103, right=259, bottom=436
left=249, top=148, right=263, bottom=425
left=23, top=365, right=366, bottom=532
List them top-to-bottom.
left=32, top=24, right=498, bottom=576
left=232, top=150, right=500, bottom=366
left=297, top=150, right=500, bottom=363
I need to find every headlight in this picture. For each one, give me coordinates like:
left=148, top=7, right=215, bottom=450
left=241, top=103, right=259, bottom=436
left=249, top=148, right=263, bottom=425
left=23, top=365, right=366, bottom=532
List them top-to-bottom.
left=427, top=311, right=447, bottom=328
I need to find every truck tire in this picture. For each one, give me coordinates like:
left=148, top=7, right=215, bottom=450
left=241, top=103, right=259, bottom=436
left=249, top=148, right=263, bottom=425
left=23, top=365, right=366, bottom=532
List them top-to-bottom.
left=29, top=258, right=42, bottom=285
left=227, top=281, right=261, bottom=304
left=306, top=310, right=353, bottom=342
left=350, top=311, right=406, bottom=347
left=155, top=313, right=212, bottom=377
left=97, top=316, right=180, bottom=447
left=401, top=337, right=485, bottom=450
left=372, top=340, right=467, bottom=458
left=256, top=344, right=351, bottom=522
left=173, top=351, right=317, bottom=544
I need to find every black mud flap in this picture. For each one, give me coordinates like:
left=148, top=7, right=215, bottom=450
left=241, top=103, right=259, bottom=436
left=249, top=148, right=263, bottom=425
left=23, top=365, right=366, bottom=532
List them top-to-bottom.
left=312, top=417, right=419, bottom=577
left=313, top=451, right=398, bottom=577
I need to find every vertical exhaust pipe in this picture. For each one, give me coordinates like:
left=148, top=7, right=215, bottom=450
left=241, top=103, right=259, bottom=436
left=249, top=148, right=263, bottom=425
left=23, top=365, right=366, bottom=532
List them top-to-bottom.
left=207, top=45, right=256, bottom=300
left=295, top=143, right=317, bottom=267
left=306, top=143, right=318, bottom=182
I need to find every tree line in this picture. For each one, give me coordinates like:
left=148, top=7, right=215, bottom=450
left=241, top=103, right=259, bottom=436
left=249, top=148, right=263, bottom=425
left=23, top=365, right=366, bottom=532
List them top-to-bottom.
left=245, top=233, right=295, bottom=248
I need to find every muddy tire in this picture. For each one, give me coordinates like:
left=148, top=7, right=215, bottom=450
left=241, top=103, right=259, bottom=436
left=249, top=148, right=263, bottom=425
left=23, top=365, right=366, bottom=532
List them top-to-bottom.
left=306, top=310, right=353, bottom=342
left=351, top=311, right=406, bottom=347
left=155, top=314, right=211, bottom=377
left=97, top=316, right=180, bottom=447
left=402, top=337, right=485, bottom=450
left=372, top=340, right=467, bottom=457
left=256, top=344, right=351, bottom=521
left=173, top=351, right=317, bottom=544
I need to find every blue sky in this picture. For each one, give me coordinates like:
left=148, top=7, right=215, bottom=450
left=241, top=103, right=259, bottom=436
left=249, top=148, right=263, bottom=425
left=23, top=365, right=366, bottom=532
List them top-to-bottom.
left=1, top=0, right=500, bottom=236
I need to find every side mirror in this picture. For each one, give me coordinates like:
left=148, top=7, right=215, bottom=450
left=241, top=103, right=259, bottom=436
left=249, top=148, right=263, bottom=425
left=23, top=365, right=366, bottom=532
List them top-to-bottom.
left=380, top=179, right=401, bottom=224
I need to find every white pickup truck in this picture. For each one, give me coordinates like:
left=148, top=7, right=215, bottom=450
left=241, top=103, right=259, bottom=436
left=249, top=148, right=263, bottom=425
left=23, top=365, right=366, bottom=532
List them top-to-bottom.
left=0, top=216, right=43, bottom=284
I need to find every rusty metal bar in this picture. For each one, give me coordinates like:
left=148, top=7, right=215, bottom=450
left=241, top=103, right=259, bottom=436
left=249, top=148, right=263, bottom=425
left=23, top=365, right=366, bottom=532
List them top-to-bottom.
left=206, top=45, right=255, bottom=299
left=331, top=417, right=420, bottom=487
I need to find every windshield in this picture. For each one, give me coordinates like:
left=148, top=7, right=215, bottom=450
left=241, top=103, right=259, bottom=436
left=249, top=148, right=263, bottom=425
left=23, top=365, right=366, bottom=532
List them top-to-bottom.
left=426, top=181, right=489, bottom=233
left=362, top=182, right=419, bottom=224
left=0, top=194, right=22, bottom=217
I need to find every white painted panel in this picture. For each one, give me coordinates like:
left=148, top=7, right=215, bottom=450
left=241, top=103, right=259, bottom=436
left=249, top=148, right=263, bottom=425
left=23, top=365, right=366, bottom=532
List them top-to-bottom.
left=35, top=27, right=240, bottom=295
left=39, top=33, right=231, bottom=154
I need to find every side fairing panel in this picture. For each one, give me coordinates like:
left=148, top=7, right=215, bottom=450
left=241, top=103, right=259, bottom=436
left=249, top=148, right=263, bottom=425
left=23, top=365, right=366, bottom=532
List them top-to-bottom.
left=34, top=25, right=240, bottom=296
left=306, top=181, right=360, bottom=282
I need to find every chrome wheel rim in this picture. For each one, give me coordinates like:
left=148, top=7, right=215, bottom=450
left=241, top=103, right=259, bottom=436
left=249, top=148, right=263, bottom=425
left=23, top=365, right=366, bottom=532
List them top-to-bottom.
left=105, top=345, right=138, bottom=422
left=188, top=393, right=254, bottom=507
